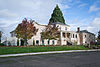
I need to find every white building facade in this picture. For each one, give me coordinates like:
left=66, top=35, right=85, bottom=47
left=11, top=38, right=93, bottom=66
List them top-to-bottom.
left=6, top=21, right=95, bottom=46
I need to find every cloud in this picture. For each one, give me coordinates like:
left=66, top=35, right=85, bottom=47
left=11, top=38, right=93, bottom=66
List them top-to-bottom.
left=0, top=0, right=70, bottom=36
left=78, top=3, right=87, bottom=8
left=58, top=4, right=70, bottom=10
left=89, top=4, right=100, bottom=12
left=0, top=9, right=18, bottom=19
left=67, top=17, right=100, bottom=36
left=67, top=18, right=90, bottom=31
left=85, top=18, right=100, bottom=35
left=0, top=19, right=20, bottom=36
left=0, top=20, right=19, bottom=27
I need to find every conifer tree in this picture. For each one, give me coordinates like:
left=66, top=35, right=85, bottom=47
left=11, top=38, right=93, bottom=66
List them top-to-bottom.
left=49, top=5, right=65, bottom=24
left=97, top=30, right=100, bottom=40
left=0, top=31, right=2, bottom=43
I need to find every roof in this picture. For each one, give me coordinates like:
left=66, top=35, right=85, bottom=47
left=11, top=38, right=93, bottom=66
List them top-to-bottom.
left=34, top=22, right=47, bottom=26
left=51, top=22, right=70, bottom=26
left=10, top=30, right=15, bottom=33
left=79, top=30, right=95, bottom=35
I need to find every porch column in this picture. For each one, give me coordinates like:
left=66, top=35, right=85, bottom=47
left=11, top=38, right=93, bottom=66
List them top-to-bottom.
left=60, top=31, right=63, bottom=45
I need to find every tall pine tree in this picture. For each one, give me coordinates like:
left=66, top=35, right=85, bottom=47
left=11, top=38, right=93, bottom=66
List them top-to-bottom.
left=49, top=5, right=65, bottom=24
left=97, top=30, right=100, bottom=40
left=0, top=31, right=2, bottom=43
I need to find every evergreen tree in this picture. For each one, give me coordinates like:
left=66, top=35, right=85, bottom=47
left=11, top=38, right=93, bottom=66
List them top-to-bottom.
left=49, top=5, right=65, bottom=24
left=97, top=30, right=100, bottom=40
left=0, top=31, right=2, bottom=43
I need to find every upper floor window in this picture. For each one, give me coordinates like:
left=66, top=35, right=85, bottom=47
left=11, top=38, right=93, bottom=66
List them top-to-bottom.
left=65, top=27, right=67, bottom=30
left=76, top=34, right=77, bottom=38
left=85, top=35, right=86, bottom=38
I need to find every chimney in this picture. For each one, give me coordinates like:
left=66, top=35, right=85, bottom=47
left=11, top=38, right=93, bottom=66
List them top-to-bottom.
left=77, top=27, right=80, bottom=32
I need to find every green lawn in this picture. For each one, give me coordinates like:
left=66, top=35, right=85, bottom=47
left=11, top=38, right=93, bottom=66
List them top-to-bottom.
left=0, top=45, right=89, bottom=55
left=97, top=45, right=100, bottom=47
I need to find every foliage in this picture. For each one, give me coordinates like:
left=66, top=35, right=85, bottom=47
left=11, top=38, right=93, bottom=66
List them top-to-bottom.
left=49, top=5, right=65, bottom=24
left=15, top=18, right=38, bottom=46
left=41, top=25, right=60, bottom=40
left=97, top=30, right=100, bottom=40
left=0, top=31, right=2, bottom=43
left=0, top=43, right=5, bottom=46
left=0, top=46, right=89, bottom=55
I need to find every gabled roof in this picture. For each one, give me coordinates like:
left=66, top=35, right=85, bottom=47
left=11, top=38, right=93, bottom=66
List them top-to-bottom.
left=34, top=22, right=47, bottom=26
left=51, top=22, right=70, bottom=26
left=10, top=30, right=15, bottom=33
left=80, top=30, right=95, bottom=35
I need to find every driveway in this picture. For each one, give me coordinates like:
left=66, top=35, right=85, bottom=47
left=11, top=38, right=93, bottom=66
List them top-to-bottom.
left=0, top=51, right=100, bottom=67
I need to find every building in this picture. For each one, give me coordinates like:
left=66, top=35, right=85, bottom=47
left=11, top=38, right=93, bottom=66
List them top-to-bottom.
left=7, top=20, right=95, bottom=46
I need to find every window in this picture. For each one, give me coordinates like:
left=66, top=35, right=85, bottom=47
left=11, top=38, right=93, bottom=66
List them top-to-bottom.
left=57, top=25, right=59, bottom=27
left=65, top=27, right=67, bottom=30
left=63, top=33, right=66, bottom=38
left=67, top=33, right=70, bottom=38
left=73, top=34, right=74, bottom=38
left=76, top=34, right=77, bottom=38
left=85, top=35, right=86, bottom=38
left=36, top=40, right=39, bottom=45
left=42, top=40, right=44, bottom=45
left=48, top=40, right=50, bottom=45
left=52, top=40, right=55, bottom=45
left=85, top=41, right=87, bottom=43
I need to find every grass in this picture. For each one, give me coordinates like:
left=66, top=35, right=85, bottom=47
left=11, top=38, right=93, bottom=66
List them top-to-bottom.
left=0, top=45, right=89, bottom=55
left=97, top=45, right=100, bottom=47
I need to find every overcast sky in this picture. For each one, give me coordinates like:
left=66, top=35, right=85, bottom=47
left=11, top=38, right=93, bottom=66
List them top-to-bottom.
left=0, top=0, right=100, bottom=37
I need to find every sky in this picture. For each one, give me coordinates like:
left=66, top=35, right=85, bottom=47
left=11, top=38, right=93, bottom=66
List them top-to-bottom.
left=0, top=0, right=100, bottom=37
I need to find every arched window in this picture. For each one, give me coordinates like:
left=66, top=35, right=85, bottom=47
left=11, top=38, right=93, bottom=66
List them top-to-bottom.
left=73, top=34, right=74, bottom=38
left=36, top=40, right=39, bottom=45
left=42, top=40, right=44, bottom=45
left=48, top=40, right=50, bottom=45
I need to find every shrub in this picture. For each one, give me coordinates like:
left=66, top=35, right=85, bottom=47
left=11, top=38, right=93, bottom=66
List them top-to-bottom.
left=0, top=43, right=5, bottom=46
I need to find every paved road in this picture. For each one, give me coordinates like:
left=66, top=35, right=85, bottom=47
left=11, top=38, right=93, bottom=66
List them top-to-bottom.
left=0, top=51, right=100, bottom=67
